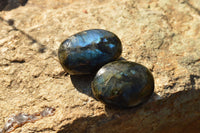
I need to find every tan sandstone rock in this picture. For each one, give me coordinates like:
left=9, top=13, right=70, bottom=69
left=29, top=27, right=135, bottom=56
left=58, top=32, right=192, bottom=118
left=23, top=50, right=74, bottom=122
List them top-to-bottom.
left=0, top=0, right=199, bottom=132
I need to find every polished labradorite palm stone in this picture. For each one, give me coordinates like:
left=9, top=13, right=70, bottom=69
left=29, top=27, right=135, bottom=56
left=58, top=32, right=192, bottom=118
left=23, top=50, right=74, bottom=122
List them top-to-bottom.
left=58, top=29, right=122, bottom=75
left=91, top=60, right=154, bottom=108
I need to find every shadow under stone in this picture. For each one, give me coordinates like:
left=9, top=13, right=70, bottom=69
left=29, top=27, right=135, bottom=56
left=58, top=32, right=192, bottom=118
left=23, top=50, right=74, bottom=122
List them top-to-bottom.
left=0, top=0, right=28, bottom=11
left=117, top=57, right=126, bottom=61
left=69, top=58, right=130, bottom=101
left=70, top=74, right=96, bottom=98
left=57, top=89, right=200, bottom=133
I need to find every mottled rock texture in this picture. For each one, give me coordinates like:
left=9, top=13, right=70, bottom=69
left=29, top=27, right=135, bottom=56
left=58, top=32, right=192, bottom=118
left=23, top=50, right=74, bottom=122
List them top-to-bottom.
left=0, top=0, right=199, bottom=133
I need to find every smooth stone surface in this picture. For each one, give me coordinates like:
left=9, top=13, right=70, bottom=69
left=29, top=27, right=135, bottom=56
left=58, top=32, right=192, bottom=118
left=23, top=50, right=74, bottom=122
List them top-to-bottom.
left=58, top=29, right=122, bottom=75
left=92, top=60, right=154, bottom=108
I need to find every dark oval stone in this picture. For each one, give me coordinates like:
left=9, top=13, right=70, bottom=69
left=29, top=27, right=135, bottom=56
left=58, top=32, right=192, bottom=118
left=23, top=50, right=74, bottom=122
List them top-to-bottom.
left=58, top=29, right=122, bottom=75
left=91, top=60, right=154, bottom=108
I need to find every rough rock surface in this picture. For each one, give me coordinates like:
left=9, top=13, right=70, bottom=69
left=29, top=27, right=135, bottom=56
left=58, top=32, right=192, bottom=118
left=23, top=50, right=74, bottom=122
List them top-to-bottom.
left=0, top=0, right=199, bottom=133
